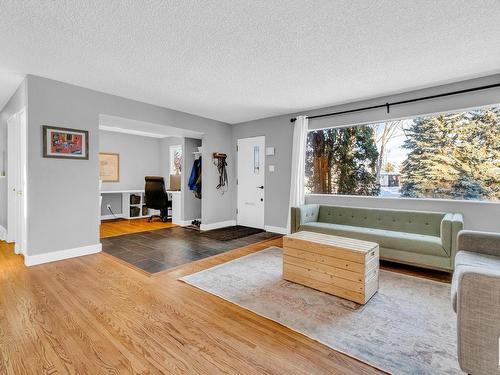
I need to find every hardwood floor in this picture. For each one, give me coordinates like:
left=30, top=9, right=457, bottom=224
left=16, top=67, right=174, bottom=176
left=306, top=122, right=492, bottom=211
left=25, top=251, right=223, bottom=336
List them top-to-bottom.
left=100, top=218, right=176, bottom=238
left=0, top=238, right=383, bottom=375
left=380, top=260, right=452, bottom=283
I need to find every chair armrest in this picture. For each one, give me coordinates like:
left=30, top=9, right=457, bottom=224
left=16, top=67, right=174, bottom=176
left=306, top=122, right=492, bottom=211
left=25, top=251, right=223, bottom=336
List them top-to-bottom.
left=290, top=204, right=320, bottom=233
left=440, top=213, right=454, bottom=255
left=442, top=213, right=463, bottom=264
left=450, top=213, right=464, bottom=265
left=458, top=230, right=500, bottom=257
left=456, top=266, right=500, bottom=374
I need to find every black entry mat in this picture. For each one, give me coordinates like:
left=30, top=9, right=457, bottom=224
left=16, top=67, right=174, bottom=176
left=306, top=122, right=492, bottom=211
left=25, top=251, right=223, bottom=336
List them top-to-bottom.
left=201, top=226, right=264, bottom=241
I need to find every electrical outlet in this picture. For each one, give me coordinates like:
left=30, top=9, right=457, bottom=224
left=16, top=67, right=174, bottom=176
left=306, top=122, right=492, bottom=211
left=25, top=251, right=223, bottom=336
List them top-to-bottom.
left=106, top=204, right=111, bottom=210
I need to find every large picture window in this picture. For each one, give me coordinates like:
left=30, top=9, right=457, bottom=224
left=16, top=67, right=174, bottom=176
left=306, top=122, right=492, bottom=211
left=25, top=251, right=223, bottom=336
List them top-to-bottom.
left=305, top=105, right=500, bottom=201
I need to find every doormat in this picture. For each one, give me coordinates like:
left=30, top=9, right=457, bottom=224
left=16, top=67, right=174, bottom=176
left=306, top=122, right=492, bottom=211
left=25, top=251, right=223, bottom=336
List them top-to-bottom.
left=201, top=226, right=264, bottom=241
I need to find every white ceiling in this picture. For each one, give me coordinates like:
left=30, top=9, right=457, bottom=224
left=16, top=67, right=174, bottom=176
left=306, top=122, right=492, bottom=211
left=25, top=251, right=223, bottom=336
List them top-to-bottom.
left=1, top=1, right=499, bottom=124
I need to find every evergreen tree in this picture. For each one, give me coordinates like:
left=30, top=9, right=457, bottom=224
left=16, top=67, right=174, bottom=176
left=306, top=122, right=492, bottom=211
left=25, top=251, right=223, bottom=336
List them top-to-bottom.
left=401, top=107, right=500, bottom=200
left=305, top=126, right=379, bottom=195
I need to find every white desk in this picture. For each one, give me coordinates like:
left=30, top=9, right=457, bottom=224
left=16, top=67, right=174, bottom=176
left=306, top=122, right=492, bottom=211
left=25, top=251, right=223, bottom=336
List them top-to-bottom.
left=100, top=189, right=182, bottom=224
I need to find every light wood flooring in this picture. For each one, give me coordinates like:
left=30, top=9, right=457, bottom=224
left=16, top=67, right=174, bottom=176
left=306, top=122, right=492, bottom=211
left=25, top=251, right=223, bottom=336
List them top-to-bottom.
left=100, top=218, right=176, bottom=238
left=0, top=238, right=383, bottom=375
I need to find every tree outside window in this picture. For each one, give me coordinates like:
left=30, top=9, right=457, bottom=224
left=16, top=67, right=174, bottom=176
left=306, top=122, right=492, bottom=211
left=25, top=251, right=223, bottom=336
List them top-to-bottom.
left=305, top=106, right=500, bottom=201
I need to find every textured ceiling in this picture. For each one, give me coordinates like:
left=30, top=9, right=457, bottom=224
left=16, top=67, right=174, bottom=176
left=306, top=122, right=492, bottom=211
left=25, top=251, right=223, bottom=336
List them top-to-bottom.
left=1, top=1, right=499, bottom=123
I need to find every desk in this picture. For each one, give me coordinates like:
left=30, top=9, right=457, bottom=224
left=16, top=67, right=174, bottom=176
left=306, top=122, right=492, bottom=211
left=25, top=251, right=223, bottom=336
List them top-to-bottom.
left=101, top=190, right=182, bottom=224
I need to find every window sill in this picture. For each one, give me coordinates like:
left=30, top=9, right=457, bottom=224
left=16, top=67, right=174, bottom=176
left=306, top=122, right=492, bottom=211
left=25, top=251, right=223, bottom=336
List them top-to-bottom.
left=305, top=193, right=500, bottom=205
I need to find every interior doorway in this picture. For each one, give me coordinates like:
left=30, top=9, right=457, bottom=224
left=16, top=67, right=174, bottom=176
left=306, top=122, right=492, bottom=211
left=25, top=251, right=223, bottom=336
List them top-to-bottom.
left=7, top=108, right=27, bottom=255
left=237, top=136, right=265, bottom=229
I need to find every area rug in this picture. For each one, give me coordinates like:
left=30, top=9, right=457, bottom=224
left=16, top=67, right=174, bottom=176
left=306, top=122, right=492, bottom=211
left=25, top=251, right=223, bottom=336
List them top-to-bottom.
left=200, top=225, right=265, bottom=241
left=180, top=247, right=462, bottom=374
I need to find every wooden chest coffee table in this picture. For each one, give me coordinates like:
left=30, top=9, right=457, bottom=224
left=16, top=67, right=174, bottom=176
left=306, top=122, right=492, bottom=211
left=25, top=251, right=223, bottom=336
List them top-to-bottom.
left=282, top=231, right=379, bottom=304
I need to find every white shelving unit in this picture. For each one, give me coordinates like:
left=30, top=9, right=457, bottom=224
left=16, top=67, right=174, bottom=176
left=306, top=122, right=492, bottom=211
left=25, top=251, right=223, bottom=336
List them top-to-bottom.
left=101, top=190, right=172, bottom=221
left=123, top=191, right=151, bottom=219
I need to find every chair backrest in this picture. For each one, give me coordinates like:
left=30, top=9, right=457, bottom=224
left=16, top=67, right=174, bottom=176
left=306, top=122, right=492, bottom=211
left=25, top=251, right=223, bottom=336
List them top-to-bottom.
left=144, top=176, right=168, bottom=209
left=317, top=205, right=444, bottom=236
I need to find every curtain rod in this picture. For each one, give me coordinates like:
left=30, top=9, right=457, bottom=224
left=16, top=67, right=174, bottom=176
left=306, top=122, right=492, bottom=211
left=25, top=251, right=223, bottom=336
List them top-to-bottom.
left=290, top=82, right=500, bottom=123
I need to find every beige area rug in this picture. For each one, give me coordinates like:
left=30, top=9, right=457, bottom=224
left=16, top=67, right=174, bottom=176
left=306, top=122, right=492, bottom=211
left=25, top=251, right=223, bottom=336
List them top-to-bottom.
left=180, top=247, right=463, bottom=375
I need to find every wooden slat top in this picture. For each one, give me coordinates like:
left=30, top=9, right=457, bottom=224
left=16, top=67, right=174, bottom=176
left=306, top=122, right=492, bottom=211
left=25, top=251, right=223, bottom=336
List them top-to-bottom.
left=284, top=231, right=378, bottom=253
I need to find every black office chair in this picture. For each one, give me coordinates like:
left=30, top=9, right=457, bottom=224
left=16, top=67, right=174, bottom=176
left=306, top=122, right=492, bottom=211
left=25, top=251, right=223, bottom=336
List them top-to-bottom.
left=144, top=176, right=171, bottom=222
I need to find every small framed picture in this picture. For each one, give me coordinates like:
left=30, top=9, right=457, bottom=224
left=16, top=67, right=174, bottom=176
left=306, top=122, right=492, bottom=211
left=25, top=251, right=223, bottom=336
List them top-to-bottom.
left=43, top=125, right=89, bottom=159
left=99, top=152, right=120, bottom=182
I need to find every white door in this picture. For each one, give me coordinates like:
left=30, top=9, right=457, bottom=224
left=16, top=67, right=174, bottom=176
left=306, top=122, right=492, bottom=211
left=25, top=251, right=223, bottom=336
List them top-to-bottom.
left=7, top=109, right=27, bottom=255
left=237, top=136, right=265, bottom=229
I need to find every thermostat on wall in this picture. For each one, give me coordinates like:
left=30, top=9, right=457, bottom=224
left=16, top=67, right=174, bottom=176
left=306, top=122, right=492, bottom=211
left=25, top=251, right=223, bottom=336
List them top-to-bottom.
left=265, top=147, right=275, bottom=156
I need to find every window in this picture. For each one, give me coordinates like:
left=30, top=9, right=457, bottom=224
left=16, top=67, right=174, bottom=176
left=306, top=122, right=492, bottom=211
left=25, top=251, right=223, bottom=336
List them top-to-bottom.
left=305, top=105, right=500, bottom=201
left=169, top=145, right=182, bottom=175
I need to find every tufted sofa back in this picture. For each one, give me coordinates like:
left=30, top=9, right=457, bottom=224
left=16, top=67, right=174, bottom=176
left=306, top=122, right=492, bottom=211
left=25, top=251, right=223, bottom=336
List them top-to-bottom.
left=317, top=205, right=444, bottom=237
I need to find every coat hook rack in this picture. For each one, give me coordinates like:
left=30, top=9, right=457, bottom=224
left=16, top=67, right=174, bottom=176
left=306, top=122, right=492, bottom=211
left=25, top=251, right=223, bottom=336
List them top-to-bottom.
left=212, top=152, right=227, bottom=160
left=213, top=153, right=228, bottom=193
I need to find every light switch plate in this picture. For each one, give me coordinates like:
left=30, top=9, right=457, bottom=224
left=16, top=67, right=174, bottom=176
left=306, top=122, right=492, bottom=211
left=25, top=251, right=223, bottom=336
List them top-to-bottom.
left=265, top=147, right=275, bottom=156
left=269, top=165, right=275, bottom=172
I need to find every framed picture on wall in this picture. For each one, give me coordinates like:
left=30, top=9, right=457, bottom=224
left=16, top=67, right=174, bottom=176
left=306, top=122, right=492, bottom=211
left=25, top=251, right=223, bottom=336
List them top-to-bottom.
left=42, top=125, right=89, bottom=159
left=99, top=153, right=120, bottom=182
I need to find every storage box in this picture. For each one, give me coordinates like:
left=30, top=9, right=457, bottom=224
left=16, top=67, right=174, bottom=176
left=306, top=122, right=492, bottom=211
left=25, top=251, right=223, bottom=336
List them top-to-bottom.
left=283, top=231, right=379, bottom=304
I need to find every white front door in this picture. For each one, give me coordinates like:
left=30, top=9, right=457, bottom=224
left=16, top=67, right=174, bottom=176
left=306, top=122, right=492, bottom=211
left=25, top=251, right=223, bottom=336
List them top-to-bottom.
left=7, top=109, right=27, bottom=255
left=237, top=136, right=265, bottom=229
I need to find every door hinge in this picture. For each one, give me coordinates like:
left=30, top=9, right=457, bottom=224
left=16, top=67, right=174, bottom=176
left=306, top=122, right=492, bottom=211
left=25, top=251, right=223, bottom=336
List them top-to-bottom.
left=236, top=145, right=239, bottom=152
left=236, top=179, right=238, bottom=185
left=236, top=208, right=238, bottom=214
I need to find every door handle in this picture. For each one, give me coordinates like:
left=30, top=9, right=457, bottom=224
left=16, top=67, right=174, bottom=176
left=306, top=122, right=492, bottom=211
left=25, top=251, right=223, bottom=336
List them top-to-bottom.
left=257, top=186, right=264, bottom=189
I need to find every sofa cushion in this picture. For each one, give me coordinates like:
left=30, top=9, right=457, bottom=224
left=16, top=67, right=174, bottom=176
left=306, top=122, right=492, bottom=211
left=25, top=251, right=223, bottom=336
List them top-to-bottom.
left=317, top=205, right=444, bottom=237
left=300, top=222, right=447, bottom=257
left=451, top=251, right=500, bottom=312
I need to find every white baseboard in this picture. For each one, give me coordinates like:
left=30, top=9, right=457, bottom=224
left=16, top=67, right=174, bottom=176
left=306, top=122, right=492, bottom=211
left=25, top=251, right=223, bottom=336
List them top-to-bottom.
left=100, top=214, right=125, bottom=221
left=173, top=219, right=195, bottom=227
left=200, top=220, right=236, bottom=231
left=0, top=225, right=6, bottom=241
left=265, top=225, right=288, bottom=235
left=25, top=243, right=102, bottom=267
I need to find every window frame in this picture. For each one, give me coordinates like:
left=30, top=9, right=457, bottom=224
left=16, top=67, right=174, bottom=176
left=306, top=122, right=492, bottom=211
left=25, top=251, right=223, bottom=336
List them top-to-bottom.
left=304, top=102, right=500, bottom=204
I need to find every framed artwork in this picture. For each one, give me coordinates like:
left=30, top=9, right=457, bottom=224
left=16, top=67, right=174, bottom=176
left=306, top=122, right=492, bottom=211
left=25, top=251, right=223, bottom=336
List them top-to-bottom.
left=43, top=125, right=89, bottom=159
left=99, top=153, right=120, bottom=182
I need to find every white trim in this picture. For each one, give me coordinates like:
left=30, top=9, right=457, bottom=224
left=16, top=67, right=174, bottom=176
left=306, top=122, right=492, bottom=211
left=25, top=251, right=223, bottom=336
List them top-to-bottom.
left=306, top=193, right=500, bottom=205
left=100, top=214, right=125, bottom=221
left=174, top=219, right=196, bottom=227
left=200, top=220, right=236, bottom=231
left=0, top=225, right=6, bottom=241
left=264, top=225, right=288, bottom=235
left=24, top=243, right=102, bottom=267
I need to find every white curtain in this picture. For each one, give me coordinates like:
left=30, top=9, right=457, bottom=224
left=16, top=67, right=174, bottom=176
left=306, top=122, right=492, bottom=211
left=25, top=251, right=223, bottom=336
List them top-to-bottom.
left=287, top=115, right=308, bottom=233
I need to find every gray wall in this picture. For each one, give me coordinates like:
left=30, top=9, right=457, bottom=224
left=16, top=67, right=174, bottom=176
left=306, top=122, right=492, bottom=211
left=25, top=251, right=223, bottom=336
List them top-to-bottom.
left=232, top=74, right=500, bottom=232
left=26, top=75, right=234, bottom=256
left=0, top=78, right=27, bottom=230
left=231, top=119, right=293, bottom=229
left=100, top=130, right=161, bottom=191
left=159, top=136, right=183, bottom=188
left=182, top=137, right=202, bottom=221
left=100, top=193, right=122, bottom=217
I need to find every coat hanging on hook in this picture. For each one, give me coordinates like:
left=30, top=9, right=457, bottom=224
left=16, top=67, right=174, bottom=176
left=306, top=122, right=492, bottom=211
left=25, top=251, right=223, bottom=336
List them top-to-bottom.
left=213, top=153, right=228, bottom=193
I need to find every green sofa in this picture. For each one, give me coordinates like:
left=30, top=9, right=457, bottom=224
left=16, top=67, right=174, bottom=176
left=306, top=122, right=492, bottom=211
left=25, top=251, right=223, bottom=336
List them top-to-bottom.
left=291, top=204, right=464, bottom=271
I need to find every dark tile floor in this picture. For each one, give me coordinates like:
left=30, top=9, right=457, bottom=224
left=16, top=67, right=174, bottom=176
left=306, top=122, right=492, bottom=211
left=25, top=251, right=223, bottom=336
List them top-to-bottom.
left=101, top=226, right=281, bottom=274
